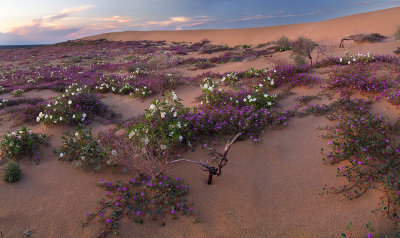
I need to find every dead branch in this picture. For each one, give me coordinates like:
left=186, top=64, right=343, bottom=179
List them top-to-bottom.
left=155, top=133, right=242, bottom=184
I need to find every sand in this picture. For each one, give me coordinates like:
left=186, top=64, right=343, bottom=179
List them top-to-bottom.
left=1, top=7, right=400, bottom=238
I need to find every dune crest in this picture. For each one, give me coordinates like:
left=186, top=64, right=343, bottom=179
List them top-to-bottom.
left=83, top=7, right=400, bottom=46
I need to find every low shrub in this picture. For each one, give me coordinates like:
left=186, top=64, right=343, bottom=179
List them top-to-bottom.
left=274, top=36, right=291, bottom=52
left=290, top=37, right=316, bottom=65
left=192, top=61, right=215, bottom=70
left=36, top=83, right=115, bottom=126
left=11, top=89, right=24, bottom=97
left=127, top=92, right=192, bottom=164
left=0, top=126, right=47, bottom=158
left=55, top=127, right=111, bottom=171
left=2, top=160, right=21, bottom=182
left=82, top=175, right=198, bottom=237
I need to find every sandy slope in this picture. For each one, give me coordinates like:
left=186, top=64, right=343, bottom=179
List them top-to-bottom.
left=83, top=7, right=400, bottom=46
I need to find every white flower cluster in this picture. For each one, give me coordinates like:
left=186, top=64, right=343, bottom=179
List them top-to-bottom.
left=339, top=52, right=374, bottom=65
left=132, top=68, right=145, bottom=76
left=221, top=72, right=239, bottom=83
left=200, top=77, right=217, bottom=92
left=263, top=77, right=275, bottom=86
left=26, top=79, right=37, bottom=84
left=36, top=83, right=88, bottom=124
left=0, top=86, right=5, bottom=93
left=129, top=86, right=152, bottom=98
left=11, top=89, right=24, bottom=97
left=0, top=99, right=8, bottom=106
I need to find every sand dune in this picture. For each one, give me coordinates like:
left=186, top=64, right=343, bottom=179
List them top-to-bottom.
left=83, top=7, right=400, bottom=46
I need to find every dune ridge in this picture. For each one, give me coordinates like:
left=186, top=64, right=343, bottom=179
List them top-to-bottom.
left=83, top=7, right=400, bottom=46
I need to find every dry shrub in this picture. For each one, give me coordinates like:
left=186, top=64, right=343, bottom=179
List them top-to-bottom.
left=290, top=37, right=316, bottom=65
left=146, top=54, right=172, bottom=72
left=99, top=131, right=165, bottom=176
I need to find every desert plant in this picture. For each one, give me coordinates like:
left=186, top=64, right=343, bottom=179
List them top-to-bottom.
left=395, top=25, right=400, bottom=40
left=275, top=36, right=291, bottom=52
left=290, top=37, right=316, bottom=65
left=37, top=83, right=115, bottom=126
left=11, top=89, right=24, bottom=97
left=127, top=92, right=192, bottom=166
left=0, top=127, right=47, bottom=158
left=55, top=127, right=111, bottom=170
left=156, top=133, right=241, bottom=184
left=2, top=160, right=21, bottom=182
left=82, top=175, right=198, bottom=237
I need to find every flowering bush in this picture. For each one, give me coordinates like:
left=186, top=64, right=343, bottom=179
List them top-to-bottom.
left=337, top=52, right=375, bottom=65
left=221, top=72, right=241, bottom=88
left=94, top=75, right=119, bottom=93
left=36, top=83, right=115, bottom=126
left=129, top=86, right=152, bottom=98
left=11, top=89, right=24, bottom=97
left=127, top=92, right=192, bottom=160
left=321, top=110, right=400, bottom=233
left=0, top=126, right=47, bottom=158
left=55, top=127, right=111, bottom=170
left=82, top=175, right=198, bottom=237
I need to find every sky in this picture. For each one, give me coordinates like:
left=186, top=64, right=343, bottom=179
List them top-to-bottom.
left=0, top=0, right=399, bottom=45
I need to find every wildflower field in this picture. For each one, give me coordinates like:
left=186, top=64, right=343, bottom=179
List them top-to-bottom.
left=1, top=38, right=400, bottom=237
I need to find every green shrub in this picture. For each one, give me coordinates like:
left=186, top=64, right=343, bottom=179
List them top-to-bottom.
left=275, top=36, right=291, bottom=52
left=11, top=89, right=24, bottom=97
left=0, top=127, right=47, bottom=158
left=55, top=127, right=110, bottom=170
left=2, top=161, right=21, bottom=182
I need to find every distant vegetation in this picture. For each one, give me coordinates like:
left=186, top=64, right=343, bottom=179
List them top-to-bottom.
left=395, top=25, right=400, bottom=40
left=290, top=37, right=317, bottom=65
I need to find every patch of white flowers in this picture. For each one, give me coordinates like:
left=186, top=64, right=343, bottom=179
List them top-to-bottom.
left=339, top=52, right=374, bottom=65
left=221, top=72, right=239, bottom=84
left=200, top=77, right=217, bottom=93
left=36, top=83, right=89, bottom=125
left=0, top=99, right=8, bottom=107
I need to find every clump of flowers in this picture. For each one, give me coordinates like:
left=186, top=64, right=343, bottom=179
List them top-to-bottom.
left=336, top=52, right=375, bottom=66
left=327, top=63, right=390, bottom=93
left=244, top=68, right=265, bottom=78
left=221, top=72, right=241, bottom=88
left=95, top=75, right=118, bottom=93
left=36, top=83, right=115, bottom=126
left=129, top=86, right=152, bottom=98
left=11, top=89, right=24, bottom=97
left=127, top=91, right=191, bottom=160
left=322, top=112, right=400, bottom=229
left=0, top=126, right=47, bottom=158
left=55, top=127, right=112, bottom=170
left=82, top=175, right=197, bottom=237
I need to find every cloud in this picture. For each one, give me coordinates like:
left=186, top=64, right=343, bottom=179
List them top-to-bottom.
left=373, top=0, right=400, bottom=7
left=351, top=1, right=372, bottom=6
left=0, top=5, right=139, bottom=44
left=7, top=5, right=92, bottom=35
left=226, top=11, right=297, bottom=23
left=131, top=16, right=215, bottom=29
